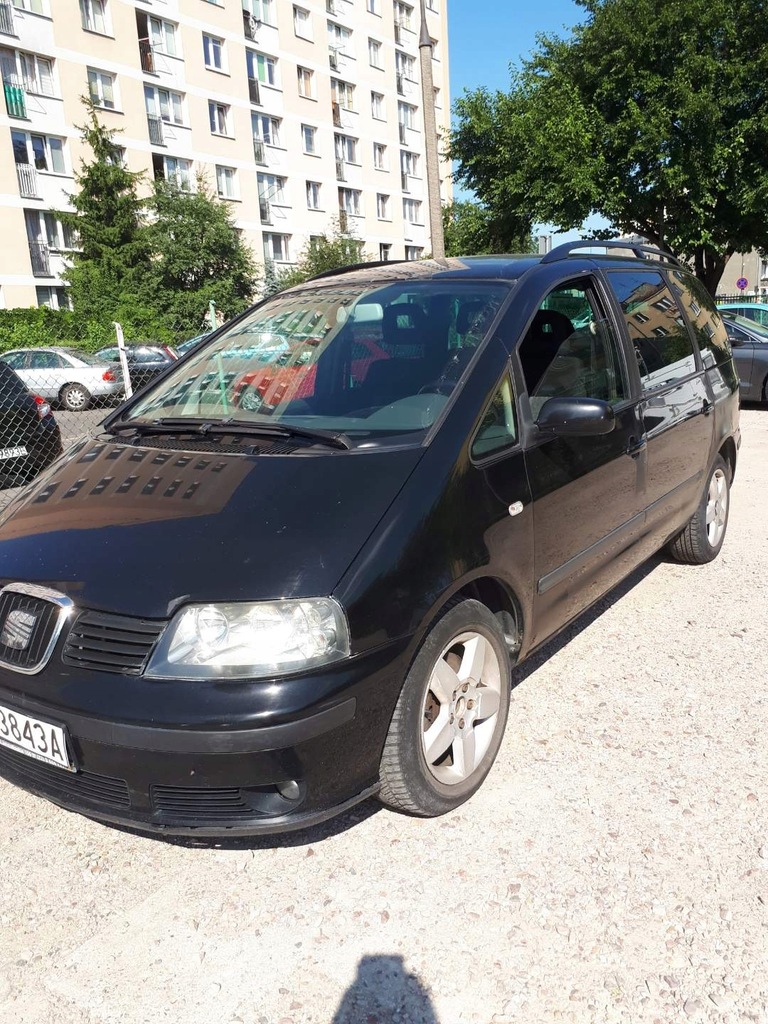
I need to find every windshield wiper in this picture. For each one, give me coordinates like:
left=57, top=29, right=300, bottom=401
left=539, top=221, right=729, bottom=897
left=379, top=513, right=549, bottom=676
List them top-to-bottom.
left=109, top=416, right=352, bottom=450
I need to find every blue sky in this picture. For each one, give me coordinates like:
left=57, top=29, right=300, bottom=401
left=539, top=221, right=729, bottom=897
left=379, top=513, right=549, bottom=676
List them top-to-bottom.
left=445, top=0, right=606, bottom=240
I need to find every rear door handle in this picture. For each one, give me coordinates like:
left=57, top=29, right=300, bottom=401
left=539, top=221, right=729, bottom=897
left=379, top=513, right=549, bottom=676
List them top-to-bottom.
left=702, top=399, right=714, bottom=416
left=626, top=436, right=647, bottom=459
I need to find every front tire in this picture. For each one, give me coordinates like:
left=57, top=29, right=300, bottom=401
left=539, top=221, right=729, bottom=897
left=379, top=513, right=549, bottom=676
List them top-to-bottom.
left=59, top=383, right=92, bottom=412
left=668, top=454, right=730, bottom=564
left=379, top=599, right=511, bottom=817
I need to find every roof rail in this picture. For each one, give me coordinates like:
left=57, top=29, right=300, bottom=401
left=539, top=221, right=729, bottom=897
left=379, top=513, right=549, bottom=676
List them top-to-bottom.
left=541, top=239, right=686, bottom=269
left=306, top=258, right=408, bottom=282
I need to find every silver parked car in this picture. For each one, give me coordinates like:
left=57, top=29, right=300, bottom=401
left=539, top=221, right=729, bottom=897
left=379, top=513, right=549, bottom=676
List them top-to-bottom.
left=721, top=313, right=768, bottom=403
left=0, top=347, right=123, bottom=411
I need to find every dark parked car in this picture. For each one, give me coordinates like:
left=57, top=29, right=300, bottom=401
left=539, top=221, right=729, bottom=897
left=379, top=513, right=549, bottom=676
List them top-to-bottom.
left=0, top=242, right=739, bottom=837
left=720, top=312, right=768, bottom=403
left=95, top=344, right=177, bottom=391
left=0, top=362, right=62, bottom=488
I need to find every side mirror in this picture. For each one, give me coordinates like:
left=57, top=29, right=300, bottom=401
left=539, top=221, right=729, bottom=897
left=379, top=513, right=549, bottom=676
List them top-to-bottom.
left=536, top=396, right=616, bottom=437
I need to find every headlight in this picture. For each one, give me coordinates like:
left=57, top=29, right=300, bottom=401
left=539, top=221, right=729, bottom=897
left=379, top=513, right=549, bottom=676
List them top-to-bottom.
left=145, top=598, right=350, bottom=679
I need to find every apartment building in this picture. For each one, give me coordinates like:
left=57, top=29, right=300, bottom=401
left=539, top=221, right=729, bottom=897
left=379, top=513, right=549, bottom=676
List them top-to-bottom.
left=0, top=0, right=451, bottom=310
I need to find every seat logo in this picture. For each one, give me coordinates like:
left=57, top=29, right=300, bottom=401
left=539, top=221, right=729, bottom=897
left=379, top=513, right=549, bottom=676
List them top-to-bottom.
left=0, top=609, right=38, bottom=651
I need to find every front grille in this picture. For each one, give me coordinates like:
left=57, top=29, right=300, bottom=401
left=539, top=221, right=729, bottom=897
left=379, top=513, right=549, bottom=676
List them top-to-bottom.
left=107, top=434, right=304, bottom=456
left=0, top=586, right=69, bottom=673
left=62, top=611, right=166, bottom=675
left=0, top=744, right=130, bottom=808
left=152, top=785, right=256, bottom=820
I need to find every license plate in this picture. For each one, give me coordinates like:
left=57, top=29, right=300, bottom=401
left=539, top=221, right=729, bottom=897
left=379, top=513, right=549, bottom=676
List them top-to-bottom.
left=0, top=446, right=27, bottom=461
left=0, top=702, right=74, bottom=771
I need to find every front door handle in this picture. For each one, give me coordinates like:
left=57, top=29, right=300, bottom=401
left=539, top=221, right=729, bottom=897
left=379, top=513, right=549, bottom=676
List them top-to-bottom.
left=702, top=398, right=714, bottom=416
left=626, top=435, right=647, bottom=459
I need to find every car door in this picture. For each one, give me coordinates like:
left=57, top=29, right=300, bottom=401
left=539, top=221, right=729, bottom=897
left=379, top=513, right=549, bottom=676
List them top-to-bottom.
left=605, top=269, right=713, bottom=536
left=513, top=277, right=646, bottom=645
left=723, top=323, right=757, bottom=400
left=26, top=350, right=65, bottom=399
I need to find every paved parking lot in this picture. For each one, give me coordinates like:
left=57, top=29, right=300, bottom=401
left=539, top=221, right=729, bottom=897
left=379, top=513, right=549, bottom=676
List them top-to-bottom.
left=1, top=408, right=766, bottom=1024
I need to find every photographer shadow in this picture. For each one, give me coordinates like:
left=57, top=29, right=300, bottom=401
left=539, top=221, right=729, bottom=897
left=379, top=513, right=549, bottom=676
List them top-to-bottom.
left=333, top=954, right=438, bottom=1024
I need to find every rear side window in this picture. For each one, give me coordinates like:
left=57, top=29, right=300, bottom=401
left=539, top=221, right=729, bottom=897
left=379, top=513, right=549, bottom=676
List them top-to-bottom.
left=668, top=270, right=731, bottom=367
left=607, top=271, right=696, bottom=391
left=0, top=362, right=28, bottom=398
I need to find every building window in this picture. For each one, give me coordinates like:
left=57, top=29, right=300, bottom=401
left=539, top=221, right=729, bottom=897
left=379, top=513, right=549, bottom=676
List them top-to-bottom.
left=11, top=0, right=47, bottom=11
left=79, top=0, right=108, bottom=34
left=244, top=0, right=275, bottom=26
left=367, top=0, right=378, bottom=12
left=426, top=0, right=437, bottom=9
left=394, top=1, right=413, bottom=30
left=293, top=6, right=312, bottom=39
left=149, top=16, right=178, bottom=56
left=327, top=21, right=351, bottom=51
left=203, top=34, right=225, bottom=71
left=368, top=38, right=382, bottom=68
left=248, top=50, right=277, bottom=86
left=396, top=50, right=416, bottom=80
left=19, top=52, right=55, bottom=97
left=297, top=65, right=314, bottom=98
left=87, top=68, right=116, bottom=109
left=332, top=78, right=355, bottom=111
left=144, top=85, right=184, bottom=125
left=371, top=91, right=385, bottom=119
left=208, top=100, right=230, bottom=136
left=398, top=100, right=417, bottom=128
left=253, top=113, right=281, bottom=145
left=301, top=123, right=317, bottom=154
left=12, top=130, right=65, bottom=174
left=335, top=133, right=357, bottom=164
left=373, top=142, right=387, bottom=170
left=401, top=150, right=419, bottom=176
left=152, top=153, right=193, bottom=190
left=215, top=165, right=237, bottom=199
left=257, top=172, right=286, bottom=205
left=306, top=180, right=321, bottom=210
left=338, top=187, right=361, bottom=215
left=376, top=193, right=389, bottom=219
left=403, top=197, right=421, bottom=223
left=24, top=209, right=77, bottom=251
left=263, top=233, right=290, bottom=262
left=379, top=242, right=392, bottom=261
left=405, top=245, right=422, bottom=261
left=36, top=286, right=70, bottom=310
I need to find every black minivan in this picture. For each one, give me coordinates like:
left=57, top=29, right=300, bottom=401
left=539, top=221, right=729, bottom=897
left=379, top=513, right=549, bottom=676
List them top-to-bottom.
left=0, top=243, right=740, bottom=836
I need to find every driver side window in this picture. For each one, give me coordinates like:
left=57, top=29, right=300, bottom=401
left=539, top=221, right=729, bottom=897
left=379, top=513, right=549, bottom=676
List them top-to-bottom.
left=518, top=281, right=627, bottom=417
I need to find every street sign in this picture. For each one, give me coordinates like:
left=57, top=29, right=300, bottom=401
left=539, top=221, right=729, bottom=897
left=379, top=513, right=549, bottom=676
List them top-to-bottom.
left=737, top=277, right=748, bottom=291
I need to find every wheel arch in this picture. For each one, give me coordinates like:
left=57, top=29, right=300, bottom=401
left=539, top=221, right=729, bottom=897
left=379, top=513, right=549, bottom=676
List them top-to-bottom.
left=718, top=435, right=737, bottom=482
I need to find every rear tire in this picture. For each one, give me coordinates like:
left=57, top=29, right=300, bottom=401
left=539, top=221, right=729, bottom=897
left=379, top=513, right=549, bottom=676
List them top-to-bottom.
left=59, top=383, right=91, bottom=412
left=668, top=454, right=730, bottom=564
left=379, top=599, right=511, bottom=817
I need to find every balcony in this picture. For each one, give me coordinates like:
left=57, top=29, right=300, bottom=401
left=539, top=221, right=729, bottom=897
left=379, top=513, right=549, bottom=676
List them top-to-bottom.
left=0, top=2, right=15, bottom=35
left=243, top=9, right=259, bottom=41
left=394, top=22, right=403, bottom=45
left=138, top=38, right=155, bottom=73
left=329, top=49, right=339, bottom=71
left=396, top=73, right=405, bottom=96
left=248, top=76, right=261, bottom=105
left=3, top=79, right=26, bottom=118
left=332, top=101, right=342, bottom=128
left=147, top=114, right=164, bottom=146
left=398, top=122, right=407, bottom=144
left=253, top=138, right=266, bottom=165
left=335, top=158, right=346, bottom=182
left=16, top=163, right=38, bottom=198
left=401, top=171, right=410, bottom=193
left=259, top=198, right=272, bottom=224
left=338, top=210, right=349, bottom=232
left=28, top=240, right=51, bottom=277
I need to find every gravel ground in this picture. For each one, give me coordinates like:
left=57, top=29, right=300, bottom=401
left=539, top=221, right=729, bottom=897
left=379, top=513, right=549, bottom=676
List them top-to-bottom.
left=1, top=408, right=766, bottom=1024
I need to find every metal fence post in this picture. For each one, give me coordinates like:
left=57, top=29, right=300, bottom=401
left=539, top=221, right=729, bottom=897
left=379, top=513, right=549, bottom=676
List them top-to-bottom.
left=113, top=322, right=133, bottom=399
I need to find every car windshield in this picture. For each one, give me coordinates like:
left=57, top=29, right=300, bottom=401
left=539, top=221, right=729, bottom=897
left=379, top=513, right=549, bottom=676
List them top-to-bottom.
left=122, top=281, right=508, bottom=445
left=722, top=312, right=768, bottom=339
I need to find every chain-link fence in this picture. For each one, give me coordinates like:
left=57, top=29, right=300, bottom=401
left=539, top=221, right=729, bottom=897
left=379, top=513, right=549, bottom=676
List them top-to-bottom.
left=0, top=314, right=213, bottom=504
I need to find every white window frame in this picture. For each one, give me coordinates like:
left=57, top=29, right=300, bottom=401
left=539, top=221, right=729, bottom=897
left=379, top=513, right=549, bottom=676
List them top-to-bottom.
left=12, top=0, right=48, bottom=13
left=79, top=0, right=109, bottom=35
left=244, top=0, right=275, bottom=26
left=366, top=0, right=378, bottom=12
left=394, top=1, right=413, bottom=30
left=293, top=6, right=312, bottom=40
left=149, top=16, right=178, bottom=57
left=327, top=21, right=351, bottom=51
left=203, top=34, right=225, bottom=71
left=368, top=38, right=382, bottom=68
left=396, top=50, right=416, bottom=80
left=248, top=51, right=278, bottom=87
left=19, top=52, right=55, bottom=97
left=297, top=65, right=314, bottom=98
left=87, top=68, right=117, bottom=110
left=332, top=78, right=355, bottom=111
left=144, top=85, right=184, bottom=126
left=371, top=91, right=385, bottom=119
left=208, top=100, right=231, bottom=136
left=398, top=101, right=416, bottom=129
left=253, top=113, right=281, bottom=146
left=301, top=123, right=317, bottom=154
left=12, top=130, right=65, bottom=174
left=335, top=133, right=357, bottom=164
left=373, top=142, right=387, bottom=170
left=401, top=149, right=419, bottom=176
left=157, top=154, right=193, bottom=191
left=215, top=165, right=238, bottom=200
left=257, top=172, right=286, bottom=205
left=306, top=180, right=321, bottom=210
left=338, top=187, right=361, bottom=215
left=376, top=193, right=389, bottom=220
left=403, top=197, right=421, bottom=224
left=263, top=233, right=290, bottom=263
left=405, top=245, right=422, bottom=261
left=36, top=286, right=70, bottom=310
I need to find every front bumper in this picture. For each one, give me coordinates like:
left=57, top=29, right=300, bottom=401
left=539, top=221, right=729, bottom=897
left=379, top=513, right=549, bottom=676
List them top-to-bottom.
left=0, top=640, right=410, bottom=837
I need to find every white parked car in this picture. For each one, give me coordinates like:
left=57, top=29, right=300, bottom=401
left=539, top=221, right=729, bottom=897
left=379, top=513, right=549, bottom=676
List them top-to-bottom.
left=0, top=347, right=123, bottom=411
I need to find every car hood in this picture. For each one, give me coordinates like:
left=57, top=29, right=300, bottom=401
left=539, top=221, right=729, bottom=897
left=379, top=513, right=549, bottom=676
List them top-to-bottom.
left=0, top=436, right=423, bottom=618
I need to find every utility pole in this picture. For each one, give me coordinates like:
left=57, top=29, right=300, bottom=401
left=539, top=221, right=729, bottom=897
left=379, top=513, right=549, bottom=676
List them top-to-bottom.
left=418, top=0, right=445, bottom=258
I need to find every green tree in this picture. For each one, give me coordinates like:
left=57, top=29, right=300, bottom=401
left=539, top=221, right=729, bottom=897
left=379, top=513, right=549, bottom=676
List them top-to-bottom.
left=450, top=0, right=768, bottom=295
left=59, top=104, right=150, bottom=322
left=142, top=176, right=259, bottom=335
left=442, top=199, right=533, bottom=257
left=275, top=219, right=367, bottom=290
